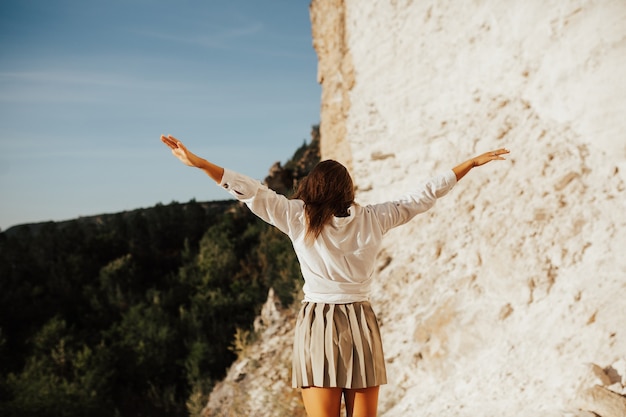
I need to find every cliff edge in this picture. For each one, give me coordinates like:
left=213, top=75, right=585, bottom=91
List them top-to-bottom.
left=312, top=1, right=626, bottom=415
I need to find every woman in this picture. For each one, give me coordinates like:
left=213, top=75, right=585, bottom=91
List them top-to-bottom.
left=161, top=134, right=509, bottom=417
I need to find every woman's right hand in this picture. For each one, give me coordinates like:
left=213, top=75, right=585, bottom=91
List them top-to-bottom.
left=161, top=134, right=204, bottom=168
left=452, top=148, right=510, bottom=181
left=471, top=148, right=509, bottom=167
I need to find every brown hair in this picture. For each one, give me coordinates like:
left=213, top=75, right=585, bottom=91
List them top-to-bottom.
left=293, top=159, right=355, bottom=243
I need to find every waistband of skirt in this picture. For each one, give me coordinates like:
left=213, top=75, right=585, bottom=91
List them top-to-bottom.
left=301, top=293, right=371, bottom=304
left=300, top=300, right=372, bottom=307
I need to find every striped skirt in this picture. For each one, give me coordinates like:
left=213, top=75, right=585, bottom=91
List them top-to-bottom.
left=292, top=301, right=387, bottom=389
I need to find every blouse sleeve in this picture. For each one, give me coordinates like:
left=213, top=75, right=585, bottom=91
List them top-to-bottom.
left=219, top=168, right=303, bottom=236
left=370, top=169, right=457, bottom=234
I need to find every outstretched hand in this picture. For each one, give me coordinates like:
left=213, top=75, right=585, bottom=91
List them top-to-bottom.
left=160, top=134, right=203, bottom=168
left=160, top=134, right=225, bottom=182
left=452, top=147, right=510, bottom=181
left=472, top=148, right=510, bottom=166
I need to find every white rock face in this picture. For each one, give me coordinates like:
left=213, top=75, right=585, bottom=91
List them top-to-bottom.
left=311, top=0, right=626, bottom=415
left=206, top=1, right=626, bottom=416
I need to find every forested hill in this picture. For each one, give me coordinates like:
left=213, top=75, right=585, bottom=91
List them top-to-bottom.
left=0, top=126, right=319, bottom=417
left=1, top=200, right=236, bottom=239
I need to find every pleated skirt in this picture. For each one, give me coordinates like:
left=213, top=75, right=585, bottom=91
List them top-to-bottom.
left=292, top=301, right=387, bottom=389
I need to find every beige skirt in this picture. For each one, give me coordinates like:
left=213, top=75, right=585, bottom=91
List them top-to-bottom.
left=292, top=301, right=387, bottom=389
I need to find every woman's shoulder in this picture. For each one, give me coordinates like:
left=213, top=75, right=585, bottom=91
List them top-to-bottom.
left=287, top=197, right=305, bottom=208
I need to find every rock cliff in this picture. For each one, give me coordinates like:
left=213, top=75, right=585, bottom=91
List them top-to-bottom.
left=205, top=1, right=626, bottom=415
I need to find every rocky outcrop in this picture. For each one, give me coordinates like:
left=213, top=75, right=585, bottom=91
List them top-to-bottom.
left=309, top=0, right=354, bottom=170
left=310, top=1, right=626, bottom=415
left=263, top=125, right=320, bottom=196
left=202, top=289, right=305, bottom=417
left=574, top=361, right=626, bottom=417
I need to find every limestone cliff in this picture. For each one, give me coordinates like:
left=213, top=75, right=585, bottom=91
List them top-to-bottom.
left=205, top=1, right=626, bottom=416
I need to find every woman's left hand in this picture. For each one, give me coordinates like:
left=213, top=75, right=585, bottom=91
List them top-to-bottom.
left=161, top=134, right=204, bottom=168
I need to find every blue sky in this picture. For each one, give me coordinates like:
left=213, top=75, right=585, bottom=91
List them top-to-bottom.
left=0, top=0, right=320, bottom=231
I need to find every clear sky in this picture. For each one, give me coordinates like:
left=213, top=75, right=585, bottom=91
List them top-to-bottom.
left=0, top=0, right=320, bottom=231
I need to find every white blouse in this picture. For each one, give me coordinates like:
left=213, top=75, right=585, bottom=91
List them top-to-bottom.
left=219, top=168, right=457, bottom=304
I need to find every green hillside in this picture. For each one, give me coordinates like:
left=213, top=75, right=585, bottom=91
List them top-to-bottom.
left=0, top=127, right=319, bottom=417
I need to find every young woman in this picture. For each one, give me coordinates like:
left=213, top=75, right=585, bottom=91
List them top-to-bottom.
left=161, top=134, right=509, bottom=417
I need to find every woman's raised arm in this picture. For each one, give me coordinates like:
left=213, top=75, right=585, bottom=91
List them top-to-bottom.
left=161, top=134, right=225, bottom=183
left=452, top=148, right=509, bottom=181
